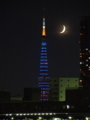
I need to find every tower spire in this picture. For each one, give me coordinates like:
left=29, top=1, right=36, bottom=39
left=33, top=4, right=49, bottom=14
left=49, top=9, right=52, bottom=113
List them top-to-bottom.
left=42, top=8, right=46, bottom=36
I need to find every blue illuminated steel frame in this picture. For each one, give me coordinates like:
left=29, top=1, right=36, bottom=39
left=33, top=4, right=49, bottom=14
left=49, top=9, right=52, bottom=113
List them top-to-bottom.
left=38, top=41, right=50, bottom=101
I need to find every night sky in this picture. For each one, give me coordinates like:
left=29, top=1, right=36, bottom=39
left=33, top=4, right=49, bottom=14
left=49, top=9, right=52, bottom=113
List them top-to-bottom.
left=0, top=0, right=90, bottom=96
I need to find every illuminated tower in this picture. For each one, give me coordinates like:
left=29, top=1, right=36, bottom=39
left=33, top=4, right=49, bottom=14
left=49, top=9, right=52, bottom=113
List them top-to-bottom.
left=38, top=15, right=50, bottom=101
left=79, top=16, right=90, bottom=86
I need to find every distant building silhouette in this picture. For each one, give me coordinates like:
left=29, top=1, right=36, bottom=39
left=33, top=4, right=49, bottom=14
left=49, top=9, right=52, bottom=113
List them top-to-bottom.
left=23, top=88, right=40, bottom=102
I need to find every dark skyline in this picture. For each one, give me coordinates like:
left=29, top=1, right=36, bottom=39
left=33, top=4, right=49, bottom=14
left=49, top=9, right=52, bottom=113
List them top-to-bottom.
left=0, top=0, right=90, bottom=96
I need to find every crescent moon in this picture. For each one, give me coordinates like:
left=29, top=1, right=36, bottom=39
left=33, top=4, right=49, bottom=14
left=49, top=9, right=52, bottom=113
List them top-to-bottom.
left=60, top=25, right=66, bottom=33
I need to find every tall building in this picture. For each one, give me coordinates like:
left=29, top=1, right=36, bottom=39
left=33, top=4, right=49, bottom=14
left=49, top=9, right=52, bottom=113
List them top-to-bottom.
left=38, top=15, right=50, bottom=101
left=79, top=16, right=90, bottom=86
left=49, top=78, right=79, bottom=101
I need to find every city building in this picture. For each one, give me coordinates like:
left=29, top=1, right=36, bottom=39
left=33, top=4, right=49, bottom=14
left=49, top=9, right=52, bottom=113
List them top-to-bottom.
left=38, top=14, right=50, bottom=101
left=79, top=16, right=90, bottom=86
left=49, top=78, right=79, bottom=101
left=66, top=87, right=90, bottom=104
left=23, top=88, right=40, bottom=102
left=0, top=90, right=11, bottom=103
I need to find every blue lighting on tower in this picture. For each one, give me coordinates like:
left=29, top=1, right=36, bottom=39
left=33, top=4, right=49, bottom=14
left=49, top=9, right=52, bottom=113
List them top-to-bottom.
left=38, top=40, right=50, bottom=101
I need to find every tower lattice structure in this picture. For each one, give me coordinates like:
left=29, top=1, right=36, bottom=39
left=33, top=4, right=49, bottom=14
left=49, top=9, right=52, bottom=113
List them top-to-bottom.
left=38, top=16, right=50, bottom=101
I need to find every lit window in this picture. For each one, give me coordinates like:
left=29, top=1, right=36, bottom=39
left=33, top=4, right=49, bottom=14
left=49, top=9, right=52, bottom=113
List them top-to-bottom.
left=80, top=33, right=83, bottom=35
left=86, top=48, right=88, bottom=50
left=89, top=50, right=90, bottom=52
left=80, top=53, right=82, bottom=55
left=80, top=56, right=82, bottom=57
left=88, top=57, right=90, bottom=59
left=86, top=59, right=88, bottom=62
left=80, top=62, right=82, bottom=64
left=86, top=64, right=88, bottom=66
left=89, top=66, right=90, bottom=68
left=80, top=69, right=81, bottom=71
left=88, top=69, right=90, bottom=71
left=83, top=73, right=85, bottom=75
left=80, top=80, right=82, bottom=82
left=66, top=105, right=70, bottom=109
left=38, top=113, right=41, bottom=115
left=42, top=113, right=44, bottom=115
left=46, top=113, right=48, bottom=115
left=50, top=113, right=53, bottom=115
left=6, top=114, right=8, bottom=116
left=9, top=114, right=12, bottom=116
left=11, top=117, right=14, bottom=120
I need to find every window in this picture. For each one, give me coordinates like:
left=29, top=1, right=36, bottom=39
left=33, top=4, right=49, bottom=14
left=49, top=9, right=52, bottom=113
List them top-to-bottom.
left=80, top=33, right=83, bottom=35
left=41, top=42, right=47, bottom=45
left=86, top=48, right=88, bottom=50
left=41, top=50, right=47, bottom=52
left=80, top=53, right=82, bottom=55
left=88, top=57, right=90, bottom=59
left=80, top=62, right=82, bottom=64
left=86, top=64, right=88, bottom=66
left=80, top=80, right=82, bottom=82
left=54, top=84, right=58, bottom=86
left=63, top=105, right=65, bottom=109
left=66, top=105, right=70, bottom=109
left=71, top=105, right=74, bottom=109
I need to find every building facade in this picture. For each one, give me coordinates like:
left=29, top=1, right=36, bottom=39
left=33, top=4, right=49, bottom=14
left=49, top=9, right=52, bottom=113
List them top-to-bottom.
left=38, top=16, right=50, bottom=101
left=79, top=16, right=90, bottom=86
left=49, top=78, right=79, bottom=101
left=23, top=88, right=40, bottom=102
